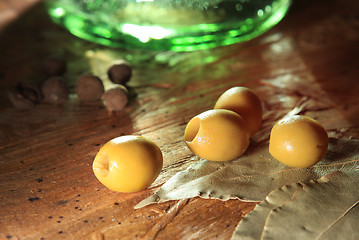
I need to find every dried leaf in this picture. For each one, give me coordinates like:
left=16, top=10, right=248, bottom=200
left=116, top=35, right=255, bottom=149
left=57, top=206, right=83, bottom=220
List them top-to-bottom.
left=136, top=138, right=359, bottom=208
left=232, top=171, right=359, bottom=240
left=230, top=182, right=304, bottom=240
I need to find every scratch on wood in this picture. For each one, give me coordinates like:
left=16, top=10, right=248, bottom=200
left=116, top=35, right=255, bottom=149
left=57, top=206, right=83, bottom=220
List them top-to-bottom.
left=144, top=199, right=190, bottom=240
left=150, top=208, right=167, bottom=215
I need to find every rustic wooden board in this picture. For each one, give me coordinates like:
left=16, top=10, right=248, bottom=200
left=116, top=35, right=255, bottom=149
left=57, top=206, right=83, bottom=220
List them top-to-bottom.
left=0, top=0, right=359, bottom=239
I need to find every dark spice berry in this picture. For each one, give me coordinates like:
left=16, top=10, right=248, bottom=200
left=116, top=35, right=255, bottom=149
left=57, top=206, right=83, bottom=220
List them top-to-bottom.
left=107, top=61, right=132, bottom=85
left=75, top=74, right=104, bottom=102
left=41, top=77, right=68, bottom=104
left=16, top=82, right=42, bottom=104
left=102, top=85, right=128, bottom=111
left=8, top=91, right=35, bottom=109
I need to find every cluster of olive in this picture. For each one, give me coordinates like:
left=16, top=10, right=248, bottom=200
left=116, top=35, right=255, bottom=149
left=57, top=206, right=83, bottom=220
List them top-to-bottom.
left=91, top=86, right=329, bottom=193
left=185, top=86, right=328, bottom=167
left=184, top=87, right=262, bottom=162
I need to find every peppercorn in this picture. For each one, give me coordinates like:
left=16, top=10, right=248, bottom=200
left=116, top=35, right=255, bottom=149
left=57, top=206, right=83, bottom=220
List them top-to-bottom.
left=107, top=61, right=132, bottom=85
left=75, top=74, right=104, bottom=102
left=41, top=77, right=68, bottom=104
left=16, top=82, right=42, bottom=104
left=102, top=84, right=128, bottom=111
left=8, top=91, right=35, bottom=109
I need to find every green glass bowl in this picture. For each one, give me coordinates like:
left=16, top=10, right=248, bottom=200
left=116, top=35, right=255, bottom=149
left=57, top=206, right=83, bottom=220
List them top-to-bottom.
left=46, top=0, right=291, bottom=52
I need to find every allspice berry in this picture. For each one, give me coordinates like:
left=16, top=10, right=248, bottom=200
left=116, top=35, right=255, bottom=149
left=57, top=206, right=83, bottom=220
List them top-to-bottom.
left=107, top=62, right=132, bottom=85
left=75, top=74, right=104, bottom=101
left=41, top=77, right=68, bottom=104
left=16, top=82, right=42, bottom=104
left=102, top=85, right=128, bottom=112
left=8, top=91, right=35, bottom=109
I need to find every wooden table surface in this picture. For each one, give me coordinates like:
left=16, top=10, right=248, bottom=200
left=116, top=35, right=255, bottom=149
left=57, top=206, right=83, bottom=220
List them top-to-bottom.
left=1, top=0, right=359, bottom=239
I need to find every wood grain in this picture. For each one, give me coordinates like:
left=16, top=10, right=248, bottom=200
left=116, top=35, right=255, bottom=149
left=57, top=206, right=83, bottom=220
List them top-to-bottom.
left=0, top=0, right=359, bottom=239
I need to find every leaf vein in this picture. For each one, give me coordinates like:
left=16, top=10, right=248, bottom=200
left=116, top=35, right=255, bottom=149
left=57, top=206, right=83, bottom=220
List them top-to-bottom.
left=315, top=199, right=359, bottom=240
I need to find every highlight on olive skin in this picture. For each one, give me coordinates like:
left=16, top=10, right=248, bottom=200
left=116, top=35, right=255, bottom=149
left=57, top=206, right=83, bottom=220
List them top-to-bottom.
left=214, top=86, right=262, bottom=136
left=184, top=109, right=250, bottom=162
left=269, top=115, right=329, bottom=168
left=92, top=135, right=163, bottom=193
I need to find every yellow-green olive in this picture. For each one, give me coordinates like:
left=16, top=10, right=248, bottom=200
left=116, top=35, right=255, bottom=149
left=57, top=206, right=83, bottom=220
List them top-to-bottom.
left=214, top=86, right=262, bottom=136
left=184, top=109, right=250, bottom=162
left=269, top=115, right=328, bottom=168
left=93, top=135, right=163, bottom=193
